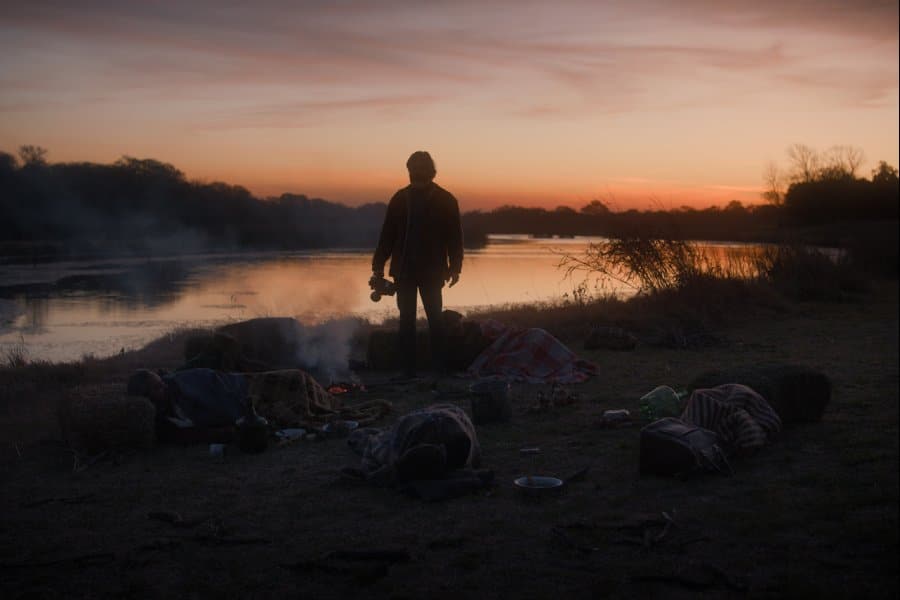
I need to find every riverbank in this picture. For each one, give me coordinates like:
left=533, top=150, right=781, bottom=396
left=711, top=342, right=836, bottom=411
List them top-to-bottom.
left=0, top=277, right=897, bottom=598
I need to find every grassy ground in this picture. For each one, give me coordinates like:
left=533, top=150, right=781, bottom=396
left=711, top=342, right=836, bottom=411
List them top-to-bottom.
left=0, top=281, right=897, bottom=599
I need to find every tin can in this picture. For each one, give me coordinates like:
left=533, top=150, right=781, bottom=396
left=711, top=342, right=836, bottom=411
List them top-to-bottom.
left=601, top=409, right=631, bottom=422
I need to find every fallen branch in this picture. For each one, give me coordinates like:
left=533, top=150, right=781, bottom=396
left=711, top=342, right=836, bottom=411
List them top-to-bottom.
left=72, top=450, right=110, bottom=473
left=563, top=466, right=590, bottom=485
left=21, top=493, right=95, bottom=508
left=147, top=511, right=209, bottom=528
left=551, top=526, right=594, bottom=554
left=192, top=534, right=271, bottom=546
left=676, top=535, right=711, bottom=549
left=427, top=536, right=468, bottom=550
left=136, top=538, right=183, bottom=552
left=281, top=548, right=410, bottom=584
left=326, top=550, right=410, bottom=562
left=0, top=552, right=115, bottom=570
left=283, top=559, right=389, bottom=583
left=630, top=563, right=747, bottom=592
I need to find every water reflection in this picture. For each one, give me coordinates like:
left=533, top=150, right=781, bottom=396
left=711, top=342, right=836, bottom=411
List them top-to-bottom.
left=0, top=236, right=766, bottom=362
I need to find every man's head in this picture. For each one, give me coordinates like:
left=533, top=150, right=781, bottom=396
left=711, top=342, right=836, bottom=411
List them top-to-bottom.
left=406, top=151, right=436, bottom=184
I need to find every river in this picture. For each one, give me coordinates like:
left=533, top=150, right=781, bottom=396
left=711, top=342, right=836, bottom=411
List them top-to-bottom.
left=0, top=235, right=762, bottom=363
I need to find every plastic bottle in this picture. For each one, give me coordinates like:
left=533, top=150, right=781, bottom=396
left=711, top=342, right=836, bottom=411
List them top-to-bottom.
left=639, top=386, right=686, bottom=422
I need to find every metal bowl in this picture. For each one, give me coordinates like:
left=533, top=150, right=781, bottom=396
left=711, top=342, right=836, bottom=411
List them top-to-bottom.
left=514, top=475, right=564, bottom=497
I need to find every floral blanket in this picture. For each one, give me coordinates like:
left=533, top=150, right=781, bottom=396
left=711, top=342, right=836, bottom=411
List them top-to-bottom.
left=467, top=320, right=598, bottom=384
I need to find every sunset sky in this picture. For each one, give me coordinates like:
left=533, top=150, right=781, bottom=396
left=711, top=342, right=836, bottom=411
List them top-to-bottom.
left=1, top=1, right=897, bottom=211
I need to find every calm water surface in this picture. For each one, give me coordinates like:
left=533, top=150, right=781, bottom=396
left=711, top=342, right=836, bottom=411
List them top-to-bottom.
left=0, top=236, right=759, bottom=362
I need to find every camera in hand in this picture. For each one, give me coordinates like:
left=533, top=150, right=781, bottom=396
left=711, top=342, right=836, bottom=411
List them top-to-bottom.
left=368, top=275, right=397, bottom=302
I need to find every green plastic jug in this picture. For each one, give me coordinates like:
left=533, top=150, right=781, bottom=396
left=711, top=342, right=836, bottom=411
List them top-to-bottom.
left=639, top=386, right=686, bottom=422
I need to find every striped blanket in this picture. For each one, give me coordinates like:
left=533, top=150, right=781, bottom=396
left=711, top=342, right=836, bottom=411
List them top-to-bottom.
left=467, top=320, right=598, bottom=384
left=681, top=383, right=782, bottom=456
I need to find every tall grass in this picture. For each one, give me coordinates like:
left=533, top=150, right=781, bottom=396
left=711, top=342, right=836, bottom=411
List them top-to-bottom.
left=559, top=234, right=867, bottom=306
left=558, top=236, right=759, bottom=296
left=4, top=336, right=29, bottom=369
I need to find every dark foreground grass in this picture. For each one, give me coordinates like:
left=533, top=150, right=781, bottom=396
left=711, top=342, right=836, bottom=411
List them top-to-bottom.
left=0, top=276, right=897, bottom=598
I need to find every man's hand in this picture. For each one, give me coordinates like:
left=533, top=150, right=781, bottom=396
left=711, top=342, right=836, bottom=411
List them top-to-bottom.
left=448, top=273, right=460, bottom=288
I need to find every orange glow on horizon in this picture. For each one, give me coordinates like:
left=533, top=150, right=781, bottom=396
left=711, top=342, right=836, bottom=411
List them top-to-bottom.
left=1, top=1, right=896, bottom=213
left=240, top=174, right=765, bottom=211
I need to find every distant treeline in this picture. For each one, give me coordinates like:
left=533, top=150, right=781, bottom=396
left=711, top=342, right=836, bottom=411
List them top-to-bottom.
left=1, top=146, right=897, bottom=258
left=1, top=147, right=387, bottom=256
left=465, top=157, right=899, bottom=242
left=780, top=168, right=899, bottom=225
left=463, top=201, right=782, bottom=243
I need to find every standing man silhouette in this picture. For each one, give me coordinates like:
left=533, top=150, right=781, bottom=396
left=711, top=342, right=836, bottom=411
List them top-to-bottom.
left=372, top=151, right=463, bottom=379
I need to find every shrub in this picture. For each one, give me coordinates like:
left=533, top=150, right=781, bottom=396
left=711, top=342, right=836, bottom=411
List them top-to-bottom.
left=844, top=221, right=899, bottom=279
left=559, top=231, right=870, bottom=313
left=558, top=234, right=760, bottom=297
left=558, top=236, right=706, bottom=295
left=753, top=244, right=867, bottom=300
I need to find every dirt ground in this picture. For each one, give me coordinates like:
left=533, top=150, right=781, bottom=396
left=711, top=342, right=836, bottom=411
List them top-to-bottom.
left=1, top=283, right=897, bottom=599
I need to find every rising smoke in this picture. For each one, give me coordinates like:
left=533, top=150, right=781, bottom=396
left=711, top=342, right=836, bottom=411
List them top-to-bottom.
left=286, top=317, right=361, bottom=383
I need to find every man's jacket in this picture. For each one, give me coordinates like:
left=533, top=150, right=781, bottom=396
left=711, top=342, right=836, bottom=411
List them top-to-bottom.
left=372, top=182, right=463, bottom=281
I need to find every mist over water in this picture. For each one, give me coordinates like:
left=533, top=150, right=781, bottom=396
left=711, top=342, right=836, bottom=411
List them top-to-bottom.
left=0, top=236, right=762, bottom=363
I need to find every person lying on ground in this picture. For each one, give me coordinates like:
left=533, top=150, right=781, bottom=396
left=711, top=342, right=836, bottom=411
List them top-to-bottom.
left=127, top=368, right=389, bottom=443
left=127, top=368, right=244, bottom=443
left=680, top=383, right=782, bottom=457
left=345, top=403, right=481, bottom=485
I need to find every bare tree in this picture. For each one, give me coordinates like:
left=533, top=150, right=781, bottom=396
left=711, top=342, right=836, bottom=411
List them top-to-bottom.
left=786, top=143, right=820, bottom=183
left=18, top=145, right=48, bottom=167
left=823, top=145, right=865, bottom=178
left=762, top=160, right=785, bottom=205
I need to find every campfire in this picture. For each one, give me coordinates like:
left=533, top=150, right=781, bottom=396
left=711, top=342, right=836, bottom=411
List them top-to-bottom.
left=327, top=382, right=366, bottom=395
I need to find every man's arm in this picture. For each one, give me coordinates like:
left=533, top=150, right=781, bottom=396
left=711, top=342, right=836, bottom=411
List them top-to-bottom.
left=446, top=193, right=463, bottom=285
left=372, top=194, right=399, bottom=275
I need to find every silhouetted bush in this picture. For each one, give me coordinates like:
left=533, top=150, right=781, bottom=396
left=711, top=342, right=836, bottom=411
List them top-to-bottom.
left=784, top=177, right=898, bottom=225
left=844, top=222, right=899, bottom=278
left=558, top=231, right=762, bottom=297
left=559, top=236, right=706, bottom=294
left=753, top=245, right=868, bottom=300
